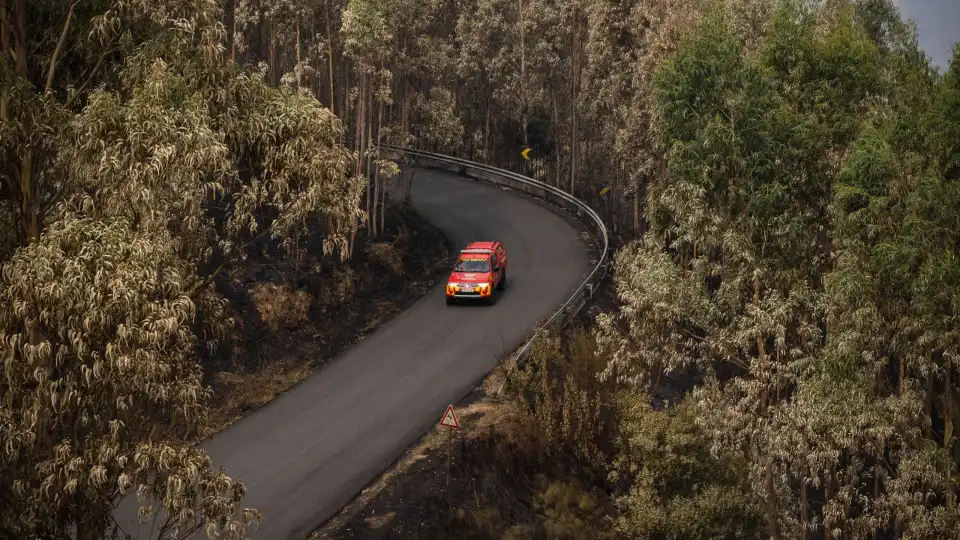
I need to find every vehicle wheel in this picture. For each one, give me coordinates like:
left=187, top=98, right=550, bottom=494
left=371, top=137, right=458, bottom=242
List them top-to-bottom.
left=498, top=269, right=507, bottom=290
left=487, top=290, right=498, bottom=305
left=446, top=296, right=455, bottom=306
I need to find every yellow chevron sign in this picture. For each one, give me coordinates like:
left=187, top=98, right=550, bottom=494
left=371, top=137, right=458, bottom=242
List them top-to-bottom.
left=521, top=147, right=531, bottom=160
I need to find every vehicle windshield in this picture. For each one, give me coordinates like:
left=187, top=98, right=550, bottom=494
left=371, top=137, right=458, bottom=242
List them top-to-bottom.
left=454, top=257, right=491, bottom=273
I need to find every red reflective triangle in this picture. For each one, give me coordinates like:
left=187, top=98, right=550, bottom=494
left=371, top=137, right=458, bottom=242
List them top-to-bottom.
left=439, top=404, right=460, bottom=429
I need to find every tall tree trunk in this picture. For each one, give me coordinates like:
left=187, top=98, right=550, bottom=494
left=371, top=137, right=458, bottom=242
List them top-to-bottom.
left=10, top=0, right=39, bottom=243
left=227, top=0, right=237, bottom=61
left=326, top=0, right=336, bottom=114
left=518, top=0, right=528, bottom=148
left=1, top=1, right=9, bottom=57
left=569, top=12, right=578, bottom=195
left=267, top=13, right=278, bottom=86
left=295, top=14, right=302, bottom=90
left=350, top=75, right=365, bottom=257
left=364, top=76, right=371, bottom=231
left=402, top=84, right=410, bottom=145
left=553, top=94, right=560, bottom=187
left=374, top=95, right=384, bottom=235
left=484, top=96, right=491, bottom=160
left=898, top=356, right=905, bottom=395
left=946, top=361, right=955, bottom=507
left=764, top=456, right=781, bottom=540
left=825, top=468, right=835, bottom=538
left=801, top=479, right=809, bottom=540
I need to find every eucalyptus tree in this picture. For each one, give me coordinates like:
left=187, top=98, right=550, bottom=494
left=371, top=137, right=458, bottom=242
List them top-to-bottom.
left=0, top=0, right=364, bottom=537
left=0, top=217, right=256, bottom=540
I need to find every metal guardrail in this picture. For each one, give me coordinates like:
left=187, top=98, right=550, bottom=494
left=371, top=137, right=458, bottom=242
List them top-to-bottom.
left=376, top=144, right=610, bottom=394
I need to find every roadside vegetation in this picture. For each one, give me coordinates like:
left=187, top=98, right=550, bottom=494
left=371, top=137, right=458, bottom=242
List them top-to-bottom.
left=2, top=0, right=958, bottom=539
left=317, top=0, right=960, bottom=539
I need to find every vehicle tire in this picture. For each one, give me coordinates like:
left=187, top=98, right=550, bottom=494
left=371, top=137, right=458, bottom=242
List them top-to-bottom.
left=498, top=269, right=507, bottom=290
left=487, top=290, right=498, bottom=305
left=446, top=296, right=455, bottom=306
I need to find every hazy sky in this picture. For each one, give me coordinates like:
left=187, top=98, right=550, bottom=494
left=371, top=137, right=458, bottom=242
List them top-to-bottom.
left=894, top=0, right=959, bottom=71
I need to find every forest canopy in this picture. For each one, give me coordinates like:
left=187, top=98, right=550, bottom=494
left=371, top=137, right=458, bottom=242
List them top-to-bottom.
left=2, top=0, right=958, bottom=538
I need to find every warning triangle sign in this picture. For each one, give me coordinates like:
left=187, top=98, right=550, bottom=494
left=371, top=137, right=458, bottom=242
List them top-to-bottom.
left=439, top=404, right=460, bottom=429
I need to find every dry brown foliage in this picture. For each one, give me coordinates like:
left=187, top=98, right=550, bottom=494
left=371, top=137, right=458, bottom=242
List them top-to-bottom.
left=366, top=241, right=404, bottom=275
left=314, top=267, right=357, bottom=307
left=250, top=283, right=312, bottom=332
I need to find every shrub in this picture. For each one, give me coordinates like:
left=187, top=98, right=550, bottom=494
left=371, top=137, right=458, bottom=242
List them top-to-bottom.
left=250, top=283, right=311, bottom=332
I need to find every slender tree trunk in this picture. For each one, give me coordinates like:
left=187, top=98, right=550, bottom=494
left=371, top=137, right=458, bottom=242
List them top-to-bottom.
left=10, top=0, right=39, bottom=243
left=227, top=0, right=237, bottom=60
left=326, top=0, right=336, bottom=114
left=518, top=0, right=528, bottom=148
left=1, top=1, right=8, bottom=57
left=569, top=12, right=578, bottom=195
left=267, top=14, right=278, bottom=86
left=295, top=14, right=302, bottom=90
left=342, top=67, right=350, bottom=130
left=350, top=75, right=365, bottom=257
left=364, top=77, right=371, bottom=230
left=403, top=85, right=410, bottom=145
left=375, top=96, right=384, bottom=235
left=484, top=97, right=491, bottom=159
left=899, top=356, right=905, bottom=395
left=946, top=361, right=955, bottom=507
left=764, top=456, right=781, bottom=540
left=825, top=468, right=835, bottom=538
left=801, top=479, right=809, bottom=540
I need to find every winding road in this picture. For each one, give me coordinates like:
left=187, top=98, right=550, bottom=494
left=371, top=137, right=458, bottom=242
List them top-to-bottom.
left=116, top=167, right=593, bottom=540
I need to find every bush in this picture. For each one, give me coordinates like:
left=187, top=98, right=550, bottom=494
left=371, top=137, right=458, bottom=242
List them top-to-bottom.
left=250, top=283, right=311, bottom=332
left=512, top=327, right=617, bottom=478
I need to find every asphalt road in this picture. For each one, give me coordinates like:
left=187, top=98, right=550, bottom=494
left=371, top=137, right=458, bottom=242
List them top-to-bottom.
left=115, top=168, right=593, bottom=540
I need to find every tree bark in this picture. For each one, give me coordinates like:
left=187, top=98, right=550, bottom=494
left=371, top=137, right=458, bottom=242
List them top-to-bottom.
left=227, top=0, right=237, bottom=60
left=326, top=0, right=336, bottom=114
left=518, top=0, right=528, bottom=148
left=1, top=1, right=9, bottom=58
left=569, top=11, right=578, bottom=195
left=267, top=13, right=278, bottom=85
left=295, top=13, right=302, bottom=90
left=364, top=76, right=371, bottom=230
left=376, top=95, right=384, bottom=235
left=484, top=96, right=491, bottom=160
left=898, top=356, right=904, bottom=396
left=946, top=361, right=955, bottom=507
left=765, top=456, right=781, bottom=540
left=825, top=468, right=835, bottom=538
left=801, top=479, right=809, bottom=540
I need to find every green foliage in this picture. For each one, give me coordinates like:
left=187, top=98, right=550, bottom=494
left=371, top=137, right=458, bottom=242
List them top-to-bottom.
left=601, top=0, right=960, bottom=537
left=513, top=328, right=615, bottom=476
left=610, top=395, right=765, bottom=539
left=534, top=480, right=610, bottom=539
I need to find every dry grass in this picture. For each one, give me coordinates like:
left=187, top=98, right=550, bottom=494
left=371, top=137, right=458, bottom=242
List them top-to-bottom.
left=366, top=242, right=404, bottom=275
left=315, top=267, right=356, bottom=306
left=250, top=283, right=311, bottom=332
left=311, top=325, right=620, bottom=539
left=205, top=361, right=315, bottom=435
